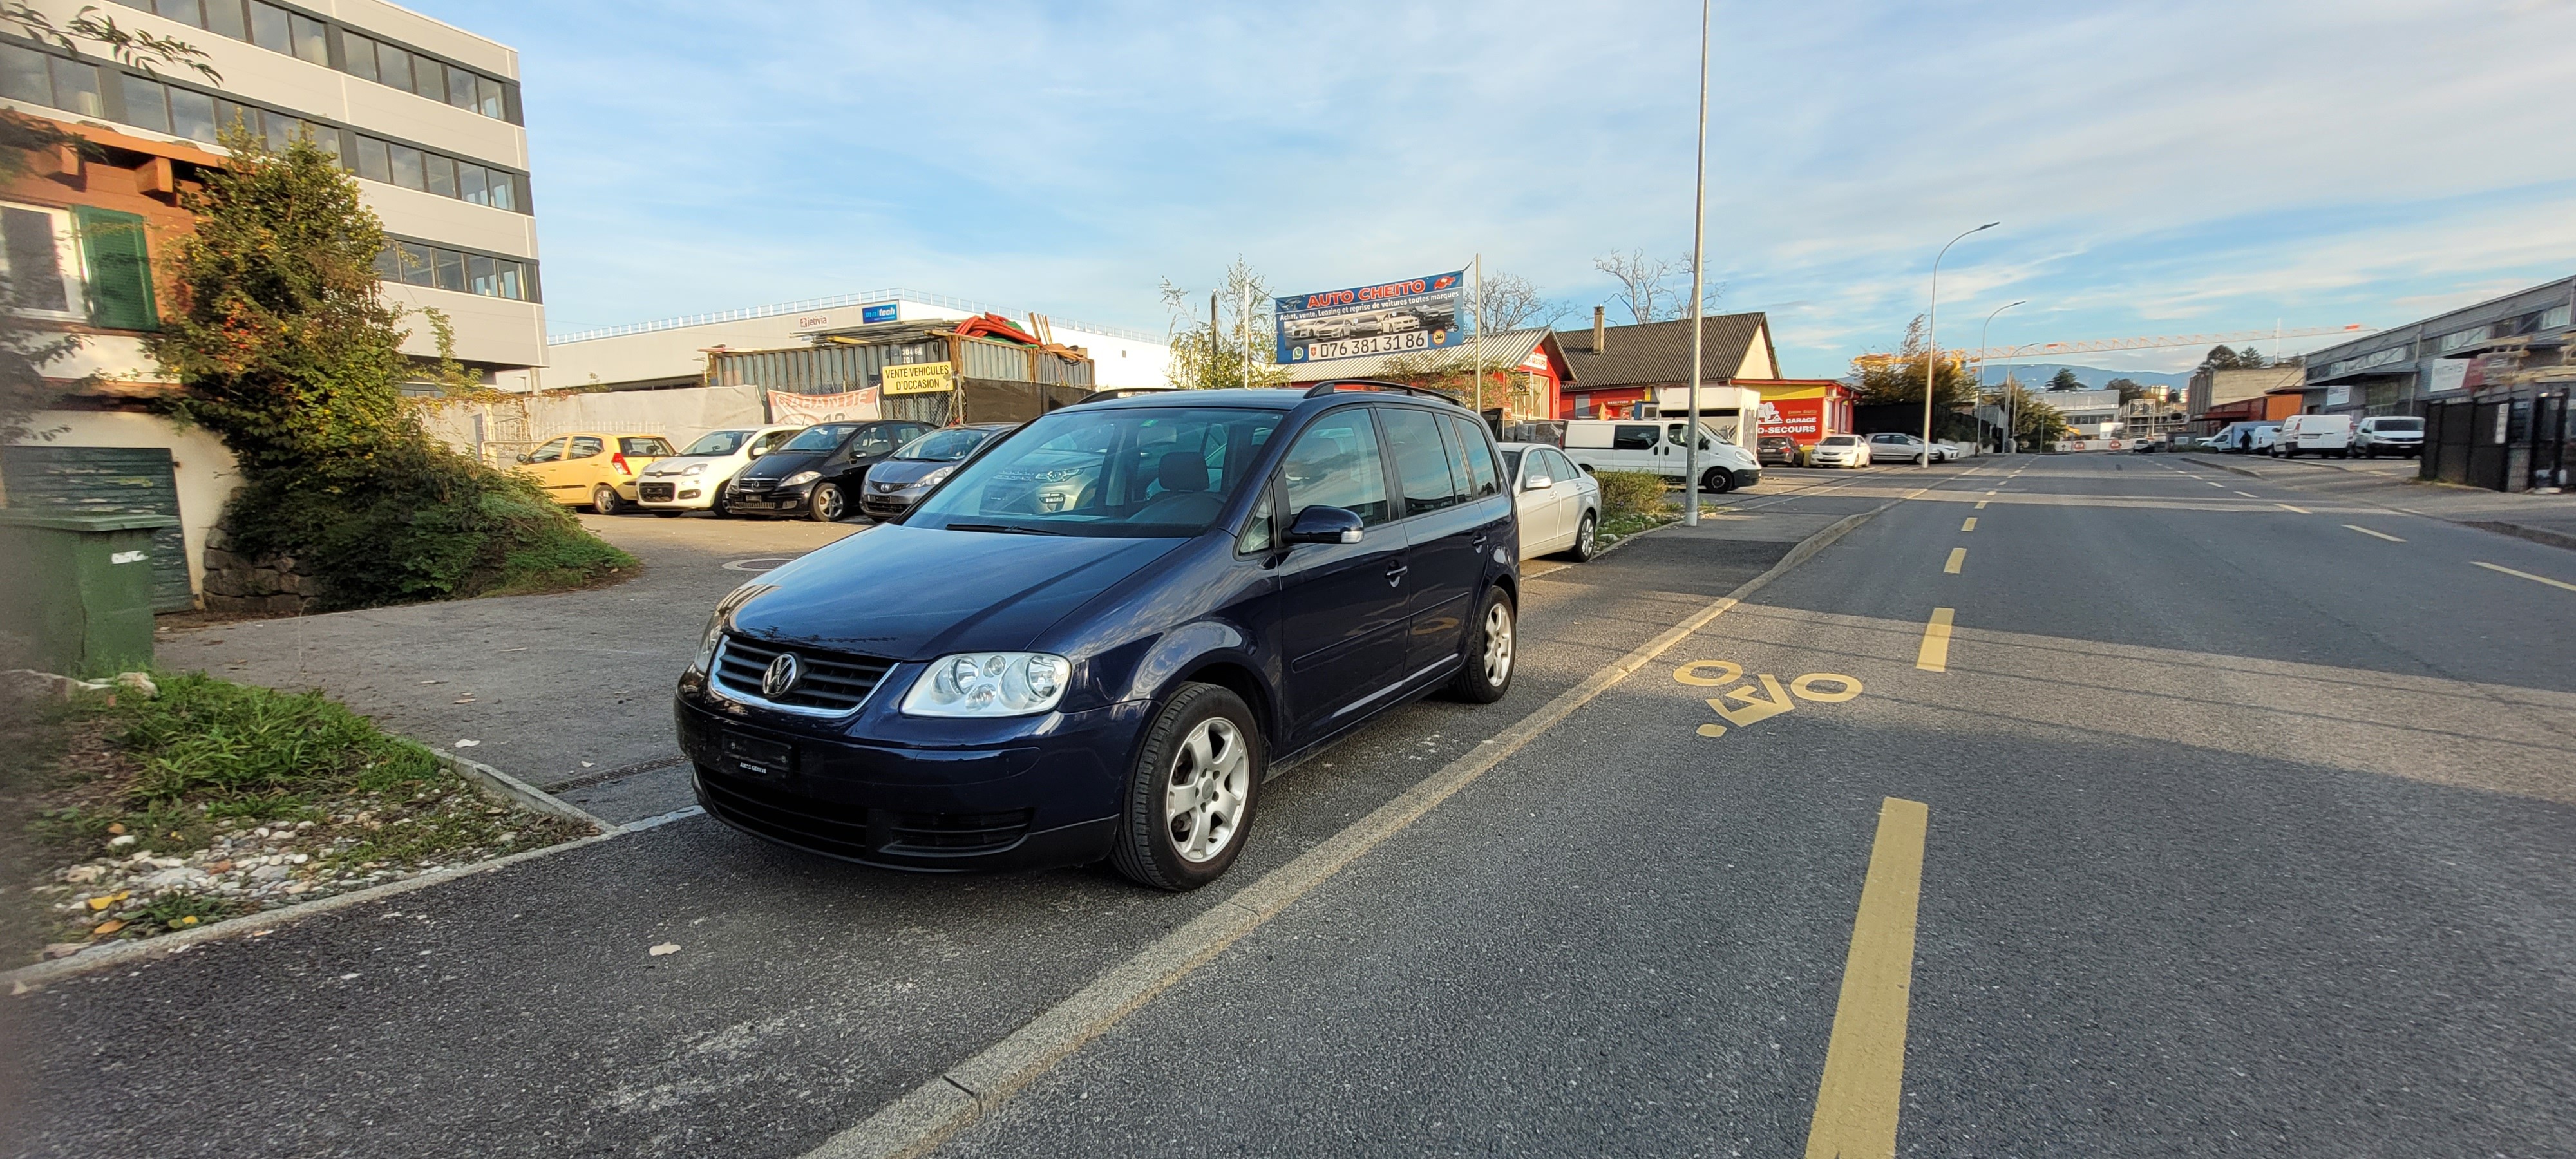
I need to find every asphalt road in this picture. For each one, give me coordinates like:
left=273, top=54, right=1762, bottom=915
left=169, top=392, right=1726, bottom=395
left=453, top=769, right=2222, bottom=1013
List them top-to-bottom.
left=17, top=455, right=2573, bottom=1157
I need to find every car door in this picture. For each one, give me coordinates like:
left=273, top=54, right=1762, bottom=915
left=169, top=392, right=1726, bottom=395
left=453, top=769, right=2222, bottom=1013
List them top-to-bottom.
left=1379, top=405, right=1482, bottom=674
left=1274, top=406, right=1410, bottom=743
left=560, top=435, right=607, bottom=497
left=519, top=437, right=569, bottom=496
left=1540, top=448, right=1584, bottom=544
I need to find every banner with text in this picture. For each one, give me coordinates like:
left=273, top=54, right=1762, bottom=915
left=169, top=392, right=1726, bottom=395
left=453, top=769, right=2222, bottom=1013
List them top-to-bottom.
left=1274, top=270, right=1466, bottom=364
left=882, top=361, right=956, bottom=395
left=767, top=387, right=880, bottom=424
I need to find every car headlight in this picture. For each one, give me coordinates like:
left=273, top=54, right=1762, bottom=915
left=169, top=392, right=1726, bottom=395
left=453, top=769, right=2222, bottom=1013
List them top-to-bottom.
left=681, top=462, right=709, bottom=476
left=918, top=466, right=954, bottom=487
left=780, top=470, right=821, bottom=487
left=691, top=583, right=774, bottom=675
left=900, top=652, right=1070, bottom=717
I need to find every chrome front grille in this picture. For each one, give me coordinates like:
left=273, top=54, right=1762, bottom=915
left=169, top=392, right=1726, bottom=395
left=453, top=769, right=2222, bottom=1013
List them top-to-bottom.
left=712, top=635, right=894, bottom=714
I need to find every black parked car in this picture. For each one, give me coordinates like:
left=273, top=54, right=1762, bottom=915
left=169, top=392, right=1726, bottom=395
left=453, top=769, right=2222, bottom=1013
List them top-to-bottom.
left=676, top=383, right=1520, bottom=889
left=724, top=419, right=934, bottom=521
left=858, top=422, right=1017, bottom=520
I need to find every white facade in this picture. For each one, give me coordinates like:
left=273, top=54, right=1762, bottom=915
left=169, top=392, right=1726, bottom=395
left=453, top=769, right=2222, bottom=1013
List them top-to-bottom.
left=8, top=0, right=545, bottom=374
left=545, top=291, right=1173, bottom=391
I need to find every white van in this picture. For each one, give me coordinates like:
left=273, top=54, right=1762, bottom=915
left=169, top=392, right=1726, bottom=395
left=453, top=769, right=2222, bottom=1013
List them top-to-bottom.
left=2270, top=414, right=2354, bottom=458
left=2354, top=415, right=2424, bottom=458
left=1562, top=419, right=1763, bottom=493
left=2208, top=421, right=2279, bottom=453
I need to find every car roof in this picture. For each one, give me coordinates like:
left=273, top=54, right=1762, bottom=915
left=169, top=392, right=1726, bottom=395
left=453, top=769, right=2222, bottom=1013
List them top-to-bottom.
left=1072, top=385, right=1475, bottom=416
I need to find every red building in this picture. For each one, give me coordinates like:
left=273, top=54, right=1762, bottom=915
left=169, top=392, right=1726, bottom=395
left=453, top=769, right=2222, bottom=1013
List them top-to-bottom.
left=1553, top=310, right=1779, bottom=420
left=1742, top=379, right=1858, bottom=449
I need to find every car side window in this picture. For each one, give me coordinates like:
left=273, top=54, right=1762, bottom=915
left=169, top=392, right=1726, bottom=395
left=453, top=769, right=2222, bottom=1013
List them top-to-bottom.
left=1379, top=406, right=1461, bottom=518
left=1281, top=408, right=1392, bottom=527
left=1447, top=416, right=1501, bottom=498
left=1611, top=424, right=1659, bottom=450
left=853, top=428, right=898, bottom=457
left=755, top=430, right=794, bottom=453
left=568, top=436, right=604, bottom=459
left=526, top=437, right=567, bottom=463
left=620, top=437, right=672, bottom=457
left=1542, top=448, right=1579, bottom=482
left=1236, top=483, right=1276, bottom=555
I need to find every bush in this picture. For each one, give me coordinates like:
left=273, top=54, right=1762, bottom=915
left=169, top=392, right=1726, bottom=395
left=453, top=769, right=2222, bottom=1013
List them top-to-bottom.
left=222, top=440, right=632, bottom=610
left=1594, top=471, right=1672, bottom=520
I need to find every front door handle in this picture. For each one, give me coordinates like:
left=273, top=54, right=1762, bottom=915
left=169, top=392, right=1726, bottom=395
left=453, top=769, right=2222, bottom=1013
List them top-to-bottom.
left=1384, top=561, right=1408, bottom=587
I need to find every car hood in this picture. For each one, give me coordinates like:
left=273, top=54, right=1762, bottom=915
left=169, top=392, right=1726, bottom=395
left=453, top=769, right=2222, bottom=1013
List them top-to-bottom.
left=736, top=449, right=831, bottom=482
left=643, top=454, right=728, bottom=476
left=866, top=458, right=955, bottom=488
left=728, top=524, right=1184, bottom=660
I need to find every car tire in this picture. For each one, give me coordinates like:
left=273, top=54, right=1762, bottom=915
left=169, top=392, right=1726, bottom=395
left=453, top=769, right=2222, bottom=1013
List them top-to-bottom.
left=1700, top=467, right=1736, bottom=494
left=808, top=483, right=846, bottom=522
left=592, top=485, right=624, bottom=515
left=710, top=493, right=732, bottom=518
left=1561, top=511, right=1598, bottom=562
left=1445, top=586, right=1516, bottom=704
left=1109, top=682, right=1264, bottom=892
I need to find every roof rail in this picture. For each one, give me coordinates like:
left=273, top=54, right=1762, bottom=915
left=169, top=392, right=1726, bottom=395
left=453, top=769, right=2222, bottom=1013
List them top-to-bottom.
left=1302, top=379, right=1459, bottom=402
left=1069, top=386, right=1180, bottom=406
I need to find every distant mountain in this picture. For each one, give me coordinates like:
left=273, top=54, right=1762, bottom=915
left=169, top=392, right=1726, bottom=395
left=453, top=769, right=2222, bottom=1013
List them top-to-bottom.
left=1971, top=363, right=2195, bottom=390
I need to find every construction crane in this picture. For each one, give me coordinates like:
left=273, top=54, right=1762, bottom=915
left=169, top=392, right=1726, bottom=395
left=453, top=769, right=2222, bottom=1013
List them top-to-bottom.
left=1853, top=324, right=2374, bottom=368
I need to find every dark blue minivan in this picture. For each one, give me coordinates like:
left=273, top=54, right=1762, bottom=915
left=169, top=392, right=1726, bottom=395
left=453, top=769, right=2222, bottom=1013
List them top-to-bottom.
left=674, top=383, right=1519, bottom=889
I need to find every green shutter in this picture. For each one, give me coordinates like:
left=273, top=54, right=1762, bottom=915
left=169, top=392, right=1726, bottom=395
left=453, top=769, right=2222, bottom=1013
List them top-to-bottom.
left=71, top=206, right=158, bottom=332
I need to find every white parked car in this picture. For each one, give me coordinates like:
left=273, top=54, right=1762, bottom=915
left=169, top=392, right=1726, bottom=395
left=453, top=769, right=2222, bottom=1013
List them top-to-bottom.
left=2270, top=413, right=2354, bottom=458
left=2354, top=415, right=2424, bottom=458
left=1560, top=418, right=1763, bottom=493
left=637, top=425, right=807, bottom=516
left=1864, top=431, right=1949, bottom=464
left=1807, top=433, right=1871, bottom=468
left=1499, top=442, right=1600, bottom=561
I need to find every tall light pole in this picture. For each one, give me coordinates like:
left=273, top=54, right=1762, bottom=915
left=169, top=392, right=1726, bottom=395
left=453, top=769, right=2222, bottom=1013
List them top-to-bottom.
left=1681, top=0, right=1711, bottom=526
left=1921, top=221, right=1998, bottom=467
left=1980, top=299, right=2024, bottom=453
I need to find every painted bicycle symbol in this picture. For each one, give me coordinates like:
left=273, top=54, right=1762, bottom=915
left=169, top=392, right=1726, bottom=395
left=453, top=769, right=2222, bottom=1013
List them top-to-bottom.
left=1672, top=660, right=1864, bottom=738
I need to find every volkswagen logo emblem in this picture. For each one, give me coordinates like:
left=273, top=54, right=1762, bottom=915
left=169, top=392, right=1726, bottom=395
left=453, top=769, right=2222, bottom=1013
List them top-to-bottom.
left=761, top=652, right=802, bottom=699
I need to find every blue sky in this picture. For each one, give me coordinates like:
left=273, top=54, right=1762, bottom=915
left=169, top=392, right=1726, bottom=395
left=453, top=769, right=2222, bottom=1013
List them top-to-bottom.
left=417, top=0, right=2576, bottom=377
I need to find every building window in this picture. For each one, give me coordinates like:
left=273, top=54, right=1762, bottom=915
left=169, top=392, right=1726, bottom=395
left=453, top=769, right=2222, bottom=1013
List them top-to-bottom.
left=118, top=2, right=514, bottom=122
left=1, top=203, right=80, bottom=317
left=378, top=237, right=535, bottom=303
left=2546, top=305, right=2573, bottom=330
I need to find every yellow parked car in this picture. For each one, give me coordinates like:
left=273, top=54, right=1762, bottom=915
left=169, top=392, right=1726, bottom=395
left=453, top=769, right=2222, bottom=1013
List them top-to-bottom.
left=516, top=431, right=676, bottom=514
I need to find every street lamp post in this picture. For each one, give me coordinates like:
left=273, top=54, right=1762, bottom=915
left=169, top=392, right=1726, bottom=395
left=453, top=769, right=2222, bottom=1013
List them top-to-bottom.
left=1681, top=0, right=1710, bottom=527
left=1921, top=222, right=1998, bottom=467
left=1980, top=299, right=2025, bottom=453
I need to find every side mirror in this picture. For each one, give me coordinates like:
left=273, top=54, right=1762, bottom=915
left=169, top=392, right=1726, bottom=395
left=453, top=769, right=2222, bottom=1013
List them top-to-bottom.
left=747, top=445, right=766, bottom=458
left=515, top=453, right=533, bottom=464
left=1524, top=474, right=1553, bottom=490
left=1284, top=505, right=1364, bottom=545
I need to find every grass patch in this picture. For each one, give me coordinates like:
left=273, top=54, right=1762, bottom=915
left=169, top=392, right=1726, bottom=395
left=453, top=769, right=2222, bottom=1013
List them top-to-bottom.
left=1, top=672, right=594, bottom=964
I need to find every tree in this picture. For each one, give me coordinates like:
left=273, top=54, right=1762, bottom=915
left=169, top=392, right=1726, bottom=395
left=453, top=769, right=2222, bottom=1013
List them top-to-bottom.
left=146, top=129, right=625, bottom=608
left=1593, top=249, right=1674, bottom=325
left=1159, top=258, right=1288, bottom=391
left=1474, top=270, right=1563, bottom=332
left=1848, top=314, right=1980, bottom=410
left=2047, top=368, right=2083, bottom=391
left=1990, top=376, right=2072, bottom=448
left=2104, top=376, right=2146, bottom=402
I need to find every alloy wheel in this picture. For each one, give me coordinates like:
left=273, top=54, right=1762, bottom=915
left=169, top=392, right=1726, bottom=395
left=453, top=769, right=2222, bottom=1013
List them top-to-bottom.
left=1481, top=601, right=1514, bottom=686
left=1165, top=717, right=1250, bottom=863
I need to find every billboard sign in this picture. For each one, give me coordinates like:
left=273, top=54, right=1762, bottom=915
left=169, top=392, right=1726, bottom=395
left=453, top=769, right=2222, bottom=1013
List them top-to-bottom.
left=1274, top=270, right=1466, bottom=364
left=862, top=303, right=899, bottom=324
left=882, top=361, right=956, bottom=395
left=768, top=388, right=880, bottom=424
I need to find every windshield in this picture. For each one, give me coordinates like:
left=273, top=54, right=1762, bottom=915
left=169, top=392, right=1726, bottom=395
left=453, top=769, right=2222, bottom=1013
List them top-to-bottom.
left=908, top=407, right=1282, bottom=538
left=2374, top=418, right=2423, bottom=431
left=781, top=423, right=858, bottom=453
left=898, top=428, right=998, bottom=462
left=682, top=429, right=752, bottom=456
left=1821, top=435, right=1858, bottom=446
left=1501, top=449, right=1524, bottom=476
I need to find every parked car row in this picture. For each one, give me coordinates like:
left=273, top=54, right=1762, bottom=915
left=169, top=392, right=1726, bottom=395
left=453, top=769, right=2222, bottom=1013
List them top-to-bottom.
left=2188, top=415, right=2422, bottom=458
left=1745, top=431, right=1969, bottom=469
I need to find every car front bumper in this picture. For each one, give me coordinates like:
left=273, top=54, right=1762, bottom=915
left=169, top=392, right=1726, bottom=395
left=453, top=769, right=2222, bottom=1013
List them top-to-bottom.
left=638, top=478, right=719, bottom=509
left=723, top=480, right=817, bottom=515
left=859, top=483, right=929, bottom=519
left=674, top=682, right=1144, bottom=872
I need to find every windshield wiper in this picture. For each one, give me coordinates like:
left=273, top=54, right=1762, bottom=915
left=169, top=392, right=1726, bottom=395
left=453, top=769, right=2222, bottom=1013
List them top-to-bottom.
left=945, top=522, right=1066, bottom=536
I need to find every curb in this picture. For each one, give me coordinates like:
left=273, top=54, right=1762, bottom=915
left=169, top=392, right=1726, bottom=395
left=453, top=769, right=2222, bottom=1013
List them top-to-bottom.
left=2177, top=454, right=2268, bottom=480
left=801, top=491, right=1906, bottom=1159
left=2458, top=520, right=2576, bottom=553
left=428, top=747, right=617, bottom=833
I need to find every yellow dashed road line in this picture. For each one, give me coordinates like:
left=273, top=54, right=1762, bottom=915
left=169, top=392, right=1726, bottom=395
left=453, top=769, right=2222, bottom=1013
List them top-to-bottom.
left=1960, top=517, right=1976, bottom=532
left=1943, top=547, right=1967, bottom=574
left=2474, top=561, right=2576, bottom=592
left=1914, top=608, right=1954, bottom=672
left=1804, top=798, right=1931, bottom=1159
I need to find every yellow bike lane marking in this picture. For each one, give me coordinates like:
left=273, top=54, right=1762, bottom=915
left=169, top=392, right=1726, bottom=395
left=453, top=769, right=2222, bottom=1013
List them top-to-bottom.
left=1805, top=797, right=1931, bottom=1159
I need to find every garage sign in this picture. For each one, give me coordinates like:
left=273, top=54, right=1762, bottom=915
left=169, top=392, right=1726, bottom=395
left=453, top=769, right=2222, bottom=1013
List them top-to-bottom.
left=1274, top=270, right=1466, bottom=364
left=882, top=361, right=956, bottom=395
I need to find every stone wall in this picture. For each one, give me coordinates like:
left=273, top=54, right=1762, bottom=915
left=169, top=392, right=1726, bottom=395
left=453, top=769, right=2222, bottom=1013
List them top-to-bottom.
left=198, top=526, right=323, bottom=615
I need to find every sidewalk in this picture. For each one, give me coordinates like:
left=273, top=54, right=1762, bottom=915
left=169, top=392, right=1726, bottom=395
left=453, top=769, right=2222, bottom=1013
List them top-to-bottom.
left=2177, top=453, right=2576, bottom=551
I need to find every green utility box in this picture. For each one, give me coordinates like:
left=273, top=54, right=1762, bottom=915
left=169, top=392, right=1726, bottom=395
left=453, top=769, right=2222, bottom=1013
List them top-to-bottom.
left=0, top=509, right=181, bottom=677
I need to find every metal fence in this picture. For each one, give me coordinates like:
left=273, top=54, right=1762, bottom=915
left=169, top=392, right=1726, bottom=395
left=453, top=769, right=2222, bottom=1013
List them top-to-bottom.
left=2423, top=391, right=2569, bottom=492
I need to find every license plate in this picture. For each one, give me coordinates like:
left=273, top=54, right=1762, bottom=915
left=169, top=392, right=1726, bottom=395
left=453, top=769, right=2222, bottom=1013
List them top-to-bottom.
left=719, top=730, right=795, bottom=777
